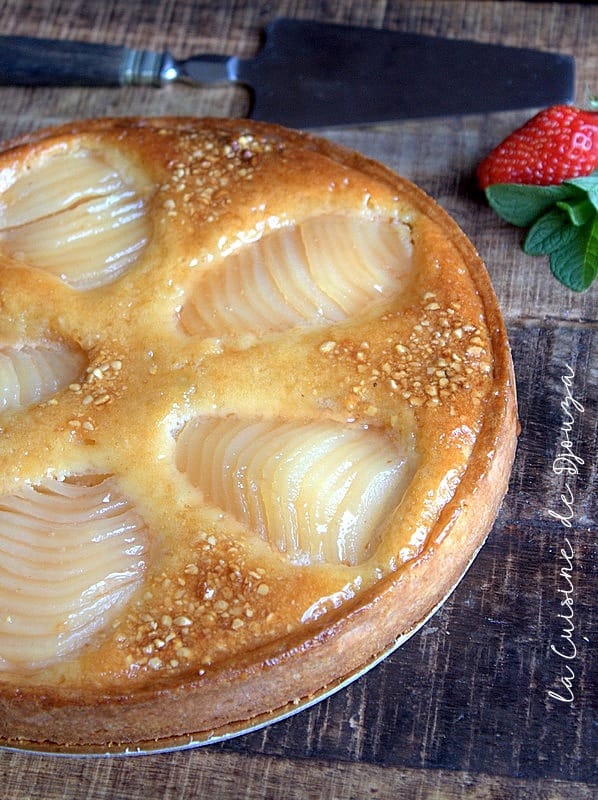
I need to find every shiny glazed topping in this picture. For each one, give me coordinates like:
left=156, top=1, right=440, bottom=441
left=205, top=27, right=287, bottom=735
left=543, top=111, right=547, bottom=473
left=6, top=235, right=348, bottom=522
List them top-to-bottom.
left=0, top=119, right=496, bottom=683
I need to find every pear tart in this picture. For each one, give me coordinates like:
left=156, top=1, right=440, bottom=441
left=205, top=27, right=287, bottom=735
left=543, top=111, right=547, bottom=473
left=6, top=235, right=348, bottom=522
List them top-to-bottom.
left=0, top=117, right=517, bottom=750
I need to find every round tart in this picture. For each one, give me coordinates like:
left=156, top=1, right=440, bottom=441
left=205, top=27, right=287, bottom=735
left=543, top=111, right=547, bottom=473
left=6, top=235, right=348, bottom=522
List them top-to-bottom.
left=0, top=117, right=517, bottom=750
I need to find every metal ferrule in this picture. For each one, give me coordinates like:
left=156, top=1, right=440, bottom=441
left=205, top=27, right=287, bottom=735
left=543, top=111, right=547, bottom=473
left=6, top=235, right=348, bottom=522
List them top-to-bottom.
left=122, top=49, right=174, bottom=86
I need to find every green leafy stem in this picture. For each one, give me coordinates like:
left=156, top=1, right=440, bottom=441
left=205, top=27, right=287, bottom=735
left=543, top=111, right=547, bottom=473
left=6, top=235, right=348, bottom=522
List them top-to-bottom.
left=485, top=169, right=598, bottom=292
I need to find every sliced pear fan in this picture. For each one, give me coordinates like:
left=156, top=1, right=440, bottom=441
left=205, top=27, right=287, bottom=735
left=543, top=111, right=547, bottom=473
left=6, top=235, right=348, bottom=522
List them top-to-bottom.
left=0, top=148, right=152, bottom=289
left=180, top=215, right=412, bottom=337
left=0, top=342, right=86, bottom=413
left=176, top=416, right=416, bottom=566
left=0, top=475, right=148, bottom=670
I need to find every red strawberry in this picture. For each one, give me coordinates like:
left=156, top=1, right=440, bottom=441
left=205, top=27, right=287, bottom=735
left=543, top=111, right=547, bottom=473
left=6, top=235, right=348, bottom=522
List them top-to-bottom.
left=477, top=105, right=598, bottom=189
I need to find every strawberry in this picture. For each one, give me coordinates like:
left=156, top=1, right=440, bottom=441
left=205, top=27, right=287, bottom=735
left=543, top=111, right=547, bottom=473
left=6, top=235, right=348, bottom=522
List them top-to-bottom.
left=477, top=105, right=598, bottom=189
left=477, top=105, right=598, bottom=292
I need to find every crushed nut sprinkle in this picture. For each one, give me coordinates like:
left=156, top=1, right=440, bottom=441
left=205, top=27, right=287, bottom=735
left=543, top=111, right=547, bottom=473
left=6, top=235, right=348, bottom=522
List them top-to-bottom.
left=155, top=128, right=283, bottom=224
left=319, top=292, right=492, bottom=413
left=67, top=350, right=127, bottom=416
left=118, top=532, right=278, bottom=672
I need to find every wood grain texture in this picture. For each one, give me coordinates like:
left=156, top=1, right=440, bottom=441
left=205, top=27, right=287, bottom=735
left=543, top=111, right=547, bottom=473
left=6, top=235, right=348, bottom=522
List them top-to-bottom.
left=0, top=1, right=596, bottom=798
left=1, top=749, right=596, bottom=800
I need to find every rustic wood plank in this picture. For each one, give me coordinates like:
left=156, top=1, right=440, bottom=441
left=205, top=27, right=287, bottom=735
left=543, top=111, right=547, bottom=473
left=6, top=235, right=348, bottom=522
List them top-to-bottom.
left=1, top=748, right=596, bottom=800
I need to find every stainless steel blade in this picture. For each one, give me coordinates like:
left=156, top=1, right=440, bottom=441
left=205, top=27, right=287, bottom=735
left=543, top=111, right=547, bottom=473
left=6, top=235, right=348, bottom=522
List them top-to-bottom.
left=224, top=19, right=575, bottom=127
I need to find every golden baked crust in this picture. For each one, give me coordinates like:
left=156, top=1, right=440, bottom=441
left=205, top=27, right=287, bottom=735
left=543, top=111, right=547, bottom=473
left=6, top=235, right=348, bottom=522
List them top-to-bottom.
left=0, top=117, right=517, bottom=749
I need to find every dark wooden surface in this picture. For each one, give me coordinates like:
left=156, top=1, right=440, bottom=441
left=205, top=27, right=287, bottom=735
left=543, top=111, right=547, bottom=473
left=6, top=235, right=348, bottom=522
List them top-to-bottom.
left=0, top=1, right=596, bottom=798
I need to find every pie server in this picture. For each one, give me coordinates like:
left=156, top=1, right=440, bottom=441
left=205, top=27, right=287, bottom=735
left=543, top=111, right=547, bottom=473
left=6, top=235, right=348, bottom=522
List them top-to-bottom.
left=0, top=18, right=575, bottom=128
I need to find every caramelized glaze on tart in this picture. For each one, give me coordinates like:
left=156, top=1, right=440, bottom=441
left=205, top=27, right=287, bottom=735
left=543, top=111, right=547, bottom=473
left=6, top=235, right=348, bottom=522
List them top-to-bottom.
left=0, top=117, right=517, bottom=749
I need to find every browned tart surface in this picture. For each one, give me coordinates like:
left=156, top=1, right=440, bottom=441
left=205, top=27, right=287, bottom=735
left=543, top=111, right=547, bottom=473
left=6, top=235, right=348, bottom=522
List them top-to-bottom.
left=0, top=117, right=517, bottom=749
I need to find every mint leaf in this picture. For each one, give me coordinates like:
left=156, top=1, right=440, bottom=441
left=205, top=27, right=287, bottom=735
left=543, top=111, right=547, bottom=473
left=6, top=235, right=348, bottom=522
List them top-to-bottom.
left=483, top=168, right=598, bottom=291
left=564, top=169, right=598, bottom=192
left=565, top=170, right=598, bottom=212
left=485, top=183, right=580, bottom=227
left=556, top=197, right=596, bottom=226
left=524, top=209, right=578, bottom=255
left=549, top=214, right=598, bottom=292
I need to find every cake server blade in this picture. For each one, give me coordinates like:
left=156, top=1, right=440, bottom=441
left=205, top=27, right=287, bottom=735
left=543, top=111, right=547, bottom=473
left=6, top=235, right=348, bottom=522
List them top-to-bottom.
left=0, top=18, right=575, bottom=128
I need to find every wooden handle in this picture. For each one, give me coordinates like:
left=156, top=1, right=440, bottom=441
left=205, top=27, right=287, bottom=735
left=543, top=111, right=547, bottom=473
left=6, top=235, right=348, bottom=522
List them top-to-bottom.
left=0, top=36, right=165, bottom=86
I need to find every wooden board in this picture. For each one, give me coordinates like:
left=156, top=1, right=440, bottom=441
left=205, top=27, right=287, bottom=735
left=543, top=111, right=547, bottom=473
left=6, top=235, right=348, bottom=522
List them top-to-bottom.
left=0, top=1, right=596, bottom=798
